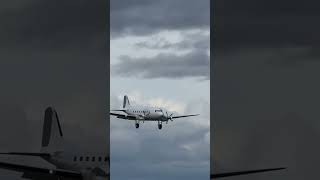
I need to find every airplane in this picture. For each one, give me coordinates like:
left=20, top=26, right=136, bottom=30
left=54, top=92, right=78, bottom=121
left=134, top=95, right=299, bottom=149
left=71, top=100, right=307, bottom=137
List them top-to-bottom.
left=110, top=95, right=199, bottom=129
left=0, top=107, right=109, bottom=180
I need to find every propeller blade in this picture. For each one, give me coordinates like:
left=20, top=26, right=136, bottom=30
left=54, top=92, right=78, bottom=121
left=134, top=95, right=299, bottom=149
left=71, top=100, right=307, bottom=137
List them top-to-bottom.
left=165, top=112, right=174, bottom=121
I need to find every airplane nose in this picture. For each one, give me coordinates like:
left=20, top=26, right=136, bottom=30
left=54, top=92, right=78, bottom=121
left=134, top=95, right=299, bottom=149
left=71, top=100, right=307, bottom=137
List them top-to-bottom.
left=161, top=110, right=167, bottom=119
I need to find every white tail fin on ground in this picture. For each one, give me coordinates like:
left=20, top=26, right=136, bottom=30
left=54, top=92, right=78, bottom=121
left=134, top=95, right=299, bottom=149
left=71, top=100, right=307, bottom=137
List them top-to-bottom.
left=123, top=95, right=130, bottom=108
left=41, top=107, right=64, bottom=153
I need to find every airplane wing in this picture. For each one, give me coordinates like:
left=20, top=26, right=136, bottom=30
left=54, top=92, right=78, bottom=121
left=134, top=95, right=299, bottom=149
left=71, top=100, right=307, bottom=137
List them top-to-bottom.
left=110, top=109, right=126, bottom=112
left=110, top=112, right=137, bottom=120
left=171, top=114, right=199, bottom=119
left=0, top=152, right=50, bottom=157
left=0, top=161, right=82, bottom=179
left=211, top=167, right=286, bottom=179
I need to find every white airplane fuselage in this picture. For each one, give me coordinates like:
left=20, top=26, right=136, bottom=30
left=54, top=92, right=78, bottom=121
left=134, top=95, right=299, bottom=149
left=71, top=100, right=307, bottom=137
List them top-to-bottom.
left=124, top=106, right=169, bottom=121
left=44, top=151, right=109, bottom=179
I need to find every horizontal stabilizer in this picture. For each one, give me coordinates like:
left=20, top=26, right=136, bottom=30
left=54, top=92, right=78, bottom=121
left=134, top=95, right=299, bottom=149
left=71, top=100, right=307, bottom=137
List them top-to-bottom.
left=211, top=167, right=286, bottom=179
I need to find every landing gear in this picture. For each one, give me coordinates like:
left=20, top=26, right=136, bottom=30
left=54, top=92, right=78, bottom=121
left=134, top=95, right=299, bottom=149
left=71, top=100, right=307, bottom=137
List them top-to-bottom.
left=135, top=120, right=139, bottom=128
left=158, top=121, right=162, bottom=130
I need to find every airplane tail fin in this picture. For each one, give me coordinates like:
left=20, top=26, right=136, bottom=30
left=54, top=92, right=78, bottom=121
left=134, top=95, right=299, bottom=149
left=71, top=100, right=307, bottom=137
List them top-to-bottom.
left=123, top=95, right=130, bottom=108
left=40, top=107, right=64, bottom=154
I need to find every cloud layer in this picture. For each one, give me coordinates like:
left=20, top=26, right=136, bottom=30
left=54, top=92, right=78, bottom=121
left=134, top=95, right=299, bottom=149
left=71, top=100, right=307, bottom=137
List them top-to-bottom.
left=111, top=0, right=210, bottom=38
left=112, top=50, right=209, bottom=79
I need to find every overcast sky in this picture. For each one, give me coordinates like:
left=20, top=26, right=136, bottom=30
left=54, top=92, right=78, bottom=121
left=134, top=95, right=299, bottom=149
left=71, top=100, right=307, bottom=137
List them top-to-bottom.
left=0, top=0, right=108, bottom=179
left=110, top=0, right=210, bottom=180
left=212, top=0, right=320, bottom=180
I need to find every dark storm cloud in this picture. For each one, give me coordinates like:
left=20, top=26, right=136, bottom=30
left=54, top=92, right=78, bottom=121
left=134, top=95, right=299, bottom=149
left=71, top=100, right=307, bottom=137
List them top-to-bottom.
left=0, top=0, right=108, bottom=179
left=111, top=0, right=210, bottom=38
left=112, top=50, right=209, bottom=79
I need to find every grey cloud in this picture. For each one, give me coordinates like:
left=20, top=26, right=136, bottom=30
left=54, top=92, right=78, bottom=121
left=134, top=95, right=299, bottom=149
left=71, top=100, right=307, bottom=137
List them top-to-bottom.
left=111, top=0, right=210, bottom=38
left=135, top=32, right=209, bottom=51
left=112, top=51, right=209, bottom=79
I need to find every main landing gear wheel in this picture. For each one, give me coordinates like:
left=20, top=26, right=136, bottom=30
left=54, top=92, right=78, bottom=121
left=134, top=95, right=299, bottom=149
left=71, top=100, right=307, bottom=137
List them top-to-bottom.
left=135, top=123, right=139, bottom=128
left=158, top=124, right=162, bottom=129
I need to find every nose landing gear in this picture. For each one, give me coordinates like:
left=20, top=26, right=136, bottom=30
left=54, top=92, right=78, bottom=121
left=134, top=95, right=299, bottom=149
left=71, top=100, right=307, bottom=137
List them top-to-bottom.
left=135, top=120, right=139, bottom=128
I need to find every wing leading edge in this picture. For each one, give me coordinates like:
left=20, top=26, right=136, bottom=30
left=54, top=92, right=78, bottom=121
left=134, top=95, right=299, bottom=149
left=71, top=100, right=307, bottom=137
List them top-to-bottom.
left=110, top=112, right=137, bottom=120
left=172, top=114, right=199, bottom=119
left=0, top=152, right=50, bottom=157
left=211, top=167, right=286, bottom=179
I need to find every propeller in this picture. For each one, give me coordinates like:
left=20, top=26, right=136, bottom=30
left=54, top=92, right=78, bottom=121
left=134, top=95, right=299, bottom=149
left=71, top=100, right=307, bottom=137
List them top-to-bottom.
left=166, top=111, right=174, bottom=121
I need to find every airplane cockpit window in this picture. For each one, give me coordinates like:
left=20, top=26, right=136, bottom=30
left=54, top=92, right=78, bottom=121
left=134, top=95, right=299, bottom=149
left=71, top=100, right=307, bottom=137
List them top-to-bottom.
left=80, top=157, right=83, bottom=161
left=92, top=157, right=95, bottom=162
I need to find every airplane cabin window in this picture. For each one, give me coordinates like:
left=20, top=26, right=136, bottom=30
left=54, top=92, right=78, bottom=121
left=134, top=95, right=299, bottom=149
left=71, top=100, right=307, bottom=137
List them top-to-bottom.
left=73, top=157, right=77, bottom=161
left=80, top=157, right=83, bottom=161
left=86, top=157, right=89, bottom=161
left=92, top=157, right=95, bottom=162
left=98, top=157, right=102, bottom=162
left=104, top=157, right=108, bottom=162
